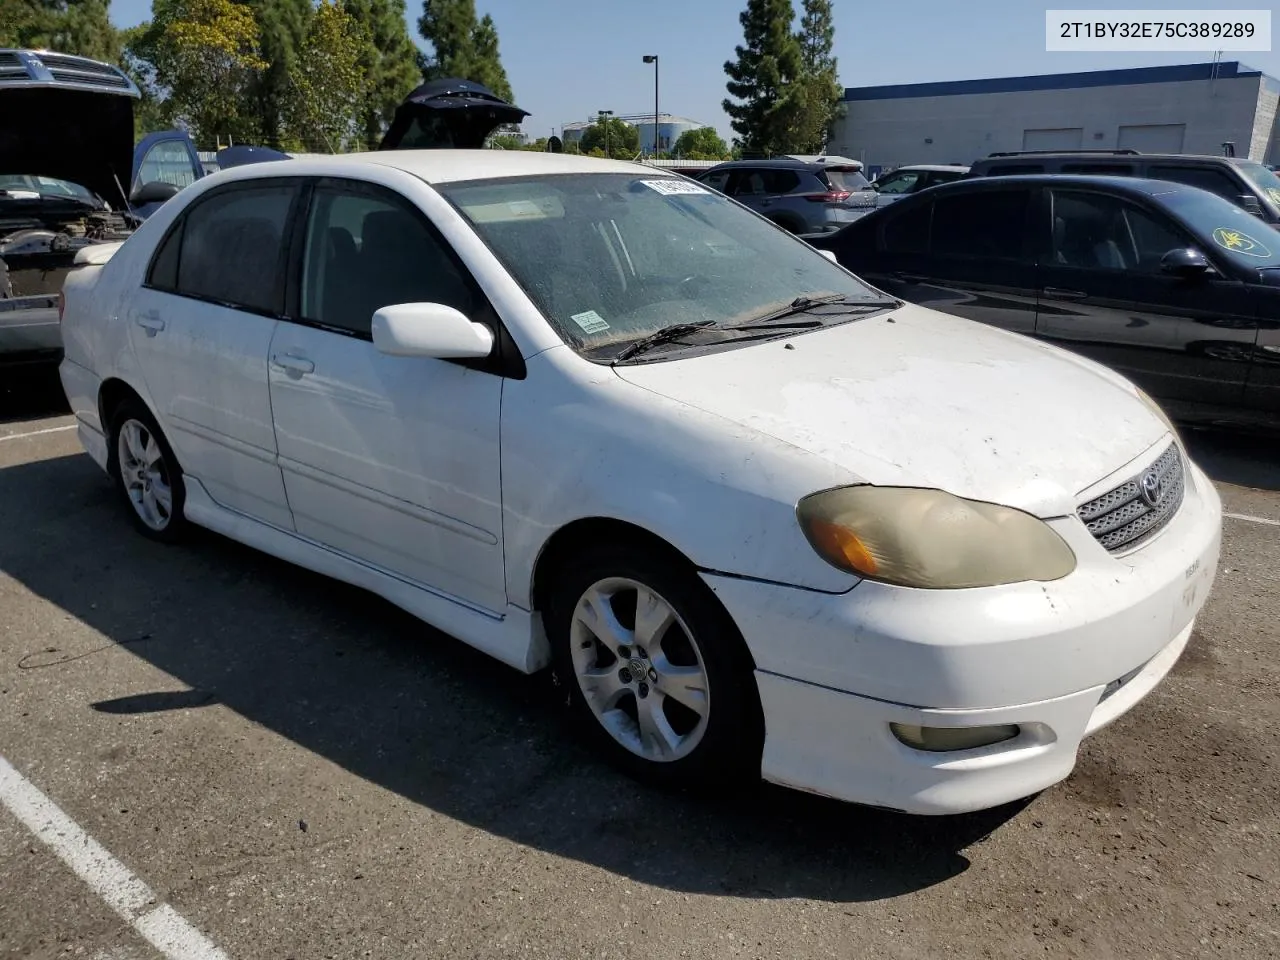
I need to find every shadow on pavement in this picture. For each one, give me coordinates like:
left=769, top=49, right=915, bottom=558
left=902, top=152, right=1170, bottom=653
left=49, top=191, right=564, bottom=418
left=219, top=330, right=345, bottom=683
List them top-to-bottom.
left=0, top=367, right=69, bottom=424
left=1181, top=427, right=1280, bottom=492
left=0, top=451, right=1032, bottom=903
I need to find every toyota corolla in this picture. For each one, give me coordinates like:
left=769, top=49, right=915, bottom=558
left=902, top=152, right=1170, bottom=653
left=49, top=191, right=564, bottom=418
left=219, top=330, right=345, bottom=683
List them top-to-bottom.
left=57, top=151, right=1221, bottom=814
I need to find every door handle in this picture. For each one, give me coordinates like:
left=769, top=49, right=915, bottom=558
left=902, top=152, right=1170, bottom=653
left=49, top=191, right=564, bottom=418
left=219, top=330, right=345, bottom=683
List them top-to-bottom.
left=1043, top=286, right=1088, bottom=300
left=135, top=311, right=165, bottom=336
left=271, top=353, right=315, bottom=376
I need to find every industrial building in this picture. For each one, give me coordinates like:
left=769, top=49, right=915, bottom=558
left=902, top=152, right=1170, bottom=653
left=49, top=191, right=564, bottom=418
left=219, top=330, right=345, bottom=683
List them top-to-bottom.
left=829, top=61, right=1280, bottom=176
left=561, top=114, right=708, bottom=155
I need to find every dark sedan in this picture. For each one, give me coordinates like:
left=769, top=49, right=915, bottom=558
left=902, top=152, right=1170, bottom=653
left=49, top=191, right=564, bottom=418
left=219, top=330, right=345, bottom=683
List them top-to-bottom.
left=810, top=175, right=1280, bottom=429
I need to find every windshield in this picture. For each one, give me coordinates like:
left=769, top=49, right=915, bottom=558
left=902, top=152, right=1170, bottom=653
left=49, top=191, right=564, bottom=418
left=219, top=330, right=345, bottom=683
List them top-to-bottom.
left=1235, top=160, right=1280, bottom=210
left=825, top=167, right=870, bottom=190
left=439, top=173, right=885, bottom=356
left=0, top=174, right=97, bottom=202
left=1164, top=186, right=1280, bottom=268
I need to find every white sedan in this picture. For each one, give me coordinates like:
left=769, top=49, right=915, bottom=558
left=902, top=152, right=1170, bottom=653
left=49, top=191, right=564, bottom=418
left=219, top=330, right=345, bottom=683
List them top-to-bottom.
left=58, top=151, right=1222, bottom=815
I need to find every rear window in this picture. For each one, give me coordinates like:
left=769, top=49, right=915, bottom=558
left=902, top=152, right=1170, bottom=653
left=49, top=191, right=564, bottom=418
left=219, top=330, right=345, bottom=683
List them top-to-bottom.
left=824, top=167, right=870, bottom=191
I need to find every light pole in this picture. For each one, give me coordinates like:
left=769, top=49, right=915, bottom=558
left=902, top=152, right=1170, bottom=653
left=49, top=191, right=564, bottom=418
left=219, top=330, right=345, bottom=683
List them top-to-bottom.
left=642, top=55, right=659, bottom=157
left=598, top=109, right=613, bottom=158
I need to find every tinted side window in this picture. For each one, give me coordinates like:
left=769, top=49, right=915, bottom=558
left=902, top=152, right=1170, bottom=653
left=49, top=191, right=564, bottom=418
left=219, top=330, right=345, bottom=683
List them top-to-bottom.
left=985, top=163, right=1043, bottom=176
left=1060, top=163, right=1137, bottom=176
left=1147, top=165, right=1241, bottom=202
left=731, top=169, right=768, bottom=196
left=699, top=170, right=731, bottom=193
left=764, top=170, right=800, bottom=194
left=175, top=184, right=294, bottom=314
left=300, top=186, right=475, bottom=337
left=932, top=189, right=1031, bottom=261
left=1049, top=190, right=1191, bottom=272
left=880, top=201, right=931, bottom=254
left=146, top=221, right=182, bottom=290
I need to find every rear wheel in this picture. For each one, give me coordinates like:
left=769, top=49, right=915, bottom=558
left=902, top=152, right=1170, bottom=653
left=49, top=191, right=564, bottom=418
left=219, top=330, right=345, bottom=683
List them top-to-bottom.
left=108, top=398, right=187, bottom=542
left=547, top=543, right=762, bottom=789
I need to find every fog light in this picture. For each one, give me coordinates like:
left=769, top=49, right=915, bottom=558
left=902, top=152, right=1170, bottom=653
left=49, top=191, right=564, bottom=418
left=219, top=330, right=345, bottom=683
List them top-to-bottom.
left=890, top=722, right=1020, bottom=752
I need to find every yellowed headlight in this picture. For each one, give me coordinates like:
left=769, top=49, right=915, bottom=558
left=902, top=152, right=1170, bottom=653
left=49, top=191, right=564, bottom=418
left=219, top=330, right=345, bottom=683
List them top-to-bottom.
left=796, top=486, right=1077, bottom=589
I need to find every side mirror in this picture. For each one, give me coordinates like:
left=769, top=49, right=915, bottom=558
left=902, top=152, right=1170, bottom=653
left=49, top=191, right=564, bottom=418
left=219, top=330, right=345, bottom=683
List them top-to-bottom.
left=130, top=180, right=180, bottom=205
left=1239, top=195, right=1263, bottom=217
left=818, top=248, right=839, bottom=263
left=1160, top=248, right=1211, bottom=278
left=371, top=302, right=494, bottom=359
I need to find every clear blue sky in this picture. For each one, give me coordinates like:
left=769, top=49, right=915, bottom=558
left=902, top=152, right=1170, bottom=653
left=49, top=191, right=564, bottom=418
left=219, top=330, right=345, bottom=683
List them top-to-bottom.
left=107, top=0, right=1280, bottom=143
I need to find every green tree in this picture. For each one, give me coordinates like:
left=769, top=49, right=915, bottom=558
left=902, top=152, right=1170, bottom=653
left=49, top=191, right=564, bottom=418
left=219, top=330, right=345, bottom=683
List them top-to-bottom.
left=0, top=0, right=120, bottom=61
left=128, top=0, right=266, bottom=147
left=241, top=0, right=312, bottom=147
left=282, top=0, right=368, bottom=151
left=340, top=0, right=419, bottom=148
left=417, top=0, right=513, bottom=101
left=722, top=0, right=803, bottom=156
left=792, top=0, right=840, bottom=153
left=119, top=23, right=173, bottom=137
left=578, top=117, right=638, bottom=158
left=673, top=126, right=731, bottom=160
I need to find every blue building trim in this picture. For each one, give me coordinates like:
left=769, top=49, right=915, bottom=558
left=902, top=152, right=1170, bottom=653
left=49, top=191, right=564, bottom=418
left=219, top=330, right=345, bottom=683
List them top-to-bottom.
left=843, top=61, right=1268, bottom=102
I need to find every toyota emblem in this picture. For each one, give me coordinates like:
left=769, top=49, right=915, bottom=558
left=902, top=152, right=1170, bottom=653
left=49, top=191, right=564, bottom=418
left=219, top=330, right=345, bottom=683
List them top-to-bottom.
left=1139, top=469, right=1162, bottom=507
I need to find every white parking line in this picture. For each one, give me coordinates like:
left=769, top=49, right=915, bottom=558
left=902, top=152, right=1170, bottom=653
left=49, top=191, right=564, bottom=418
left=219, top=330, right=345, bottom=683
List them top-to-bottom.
left=0, top=424, right=77, bottom=442
left=1224, top=512, right=1280, bottom=527
left=0, top=756, right=229, bottom=960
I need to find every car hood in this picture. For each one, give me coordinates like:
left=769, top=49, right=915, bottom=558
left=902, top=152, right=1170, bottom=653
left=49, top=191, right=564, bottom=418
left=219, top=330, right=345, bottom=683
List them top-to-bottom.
left=379, top=77, right=530, bottom=150
left=0, top=88, right=135, bottom=209
left=613, top=304, right=1169, bottom=517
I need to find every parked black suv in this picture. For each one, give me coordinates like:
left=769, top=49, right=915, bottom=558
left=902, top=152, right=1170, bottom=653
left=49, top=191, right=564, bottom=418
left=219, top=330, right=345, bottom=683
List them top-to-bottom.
left=967, top=150, right=1280, bottom=225
left=810, top=175, right=1280, bottom=429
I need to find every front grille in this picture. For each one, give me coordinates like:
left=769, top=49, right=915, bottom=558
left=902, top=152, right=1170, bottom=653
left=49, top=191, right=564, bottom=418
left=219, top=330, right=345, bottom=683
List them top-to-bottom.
left=1078, top=443, right=1184, bottom=553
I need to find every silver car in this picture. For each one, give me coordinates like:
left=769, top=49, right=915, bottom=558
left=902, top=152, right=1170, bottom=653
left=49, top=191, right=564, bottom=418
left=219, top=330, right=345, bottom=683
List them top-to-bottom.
left=696, top=157, right=878, bottom=234
left=869, top=164, right=970, bottom=208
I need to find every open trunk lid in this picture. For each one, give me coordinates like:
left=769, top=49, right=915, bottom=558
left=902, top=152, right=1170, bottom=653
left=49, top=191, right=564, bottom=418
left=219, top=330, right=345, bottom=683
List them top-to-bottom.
left=379, top=77, right=530, bottom=150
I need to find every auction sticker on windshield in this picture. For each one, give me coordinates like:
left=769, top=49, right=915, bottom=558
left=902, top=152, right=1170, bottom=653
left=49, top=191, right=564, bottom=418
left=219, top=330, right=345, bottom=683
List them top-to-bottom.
left=640, top=179, right=709, bottom=196
left=1212, top=226, right=1272, bottom=257
left=571, top=310, right=610, bottom=333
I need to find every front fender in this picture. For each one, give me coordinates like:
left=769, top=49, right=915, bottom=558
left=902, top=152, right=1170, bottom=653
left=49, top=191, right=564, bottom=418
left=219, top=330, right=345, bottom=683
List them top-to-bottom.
left=500, top=348, right=861, bottom=608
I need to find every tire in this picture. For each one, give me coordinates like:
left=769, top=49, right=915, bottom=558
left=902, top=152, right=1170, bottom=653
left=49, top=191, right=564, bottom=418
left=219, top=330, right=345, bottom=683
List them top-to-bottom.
left=107, top=397, right=187, bottom=542
left=546, top=542, right=763, bottom=790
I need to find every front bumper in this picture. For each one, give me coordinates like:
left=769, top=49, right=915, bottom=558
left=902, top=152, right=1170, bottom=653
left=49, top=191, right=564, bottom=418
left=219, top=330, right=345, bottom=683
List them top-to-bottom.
left=703, top=455, right=1222, bottom=815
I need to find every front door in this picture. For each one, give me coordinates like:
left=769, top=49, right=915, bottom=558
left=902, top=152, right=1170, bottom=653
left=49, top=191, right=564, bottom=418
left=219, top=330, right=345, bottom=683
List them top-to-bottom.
left=267, top=178, right=506, bottom=613
left=123, top=179, right=297, bottom=529
left=1035, top=187, right=1258, bottom=411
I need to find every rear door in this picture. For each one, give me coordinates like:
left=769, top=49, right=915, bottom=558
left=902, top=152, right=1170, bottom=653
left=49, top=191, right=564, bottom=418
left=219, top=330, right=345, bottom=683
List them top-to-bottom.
left=124, top=178, right=297, bottom=528
left=898, top=186, right=1039, bottom=335
left=1034, top=186, right=1258, bottom=410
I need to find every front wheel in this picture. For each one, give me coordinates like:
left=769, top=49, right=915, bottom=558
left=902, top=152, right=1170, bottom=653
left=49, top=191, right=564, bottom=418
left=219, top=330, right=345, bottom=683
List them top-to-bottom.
left=547, top=544, right=763, bottom=789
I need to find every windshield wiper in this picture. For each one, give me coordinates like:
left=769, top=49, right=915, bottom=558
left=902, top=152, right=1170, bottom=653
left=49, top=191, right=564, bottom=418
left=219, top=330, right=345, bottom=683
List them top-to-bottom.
left=730, top=294, right=892, bottom=328
left=611, top=320, right=717, bottom=363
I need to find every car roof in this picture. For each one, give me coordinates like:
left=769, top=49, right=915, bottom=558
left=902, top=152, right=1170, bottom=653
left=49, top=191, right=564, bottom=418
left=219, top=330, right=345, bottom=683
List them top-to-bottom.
left=200, top=149, right=661, bottom=185
left=974, top=152, right=1249, bottom=166
left=888, top=164, right=970, bottom=173
left=917, top=174, right=1208, bottom=198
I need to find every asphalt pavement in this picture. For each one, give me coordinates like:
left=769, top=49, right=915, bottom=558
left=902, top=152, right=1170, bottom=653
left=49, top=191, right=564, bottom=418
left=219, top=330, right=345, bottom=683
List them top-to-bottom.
left=1, top=369, right=1277, bottom=959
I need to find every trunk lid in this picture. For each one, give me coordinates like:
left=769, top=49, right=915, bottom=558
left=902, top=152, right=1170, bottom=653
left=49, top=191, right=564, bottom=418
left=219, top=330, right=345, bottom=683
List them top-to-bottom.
left=379, top=78, right=530, bottom=151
